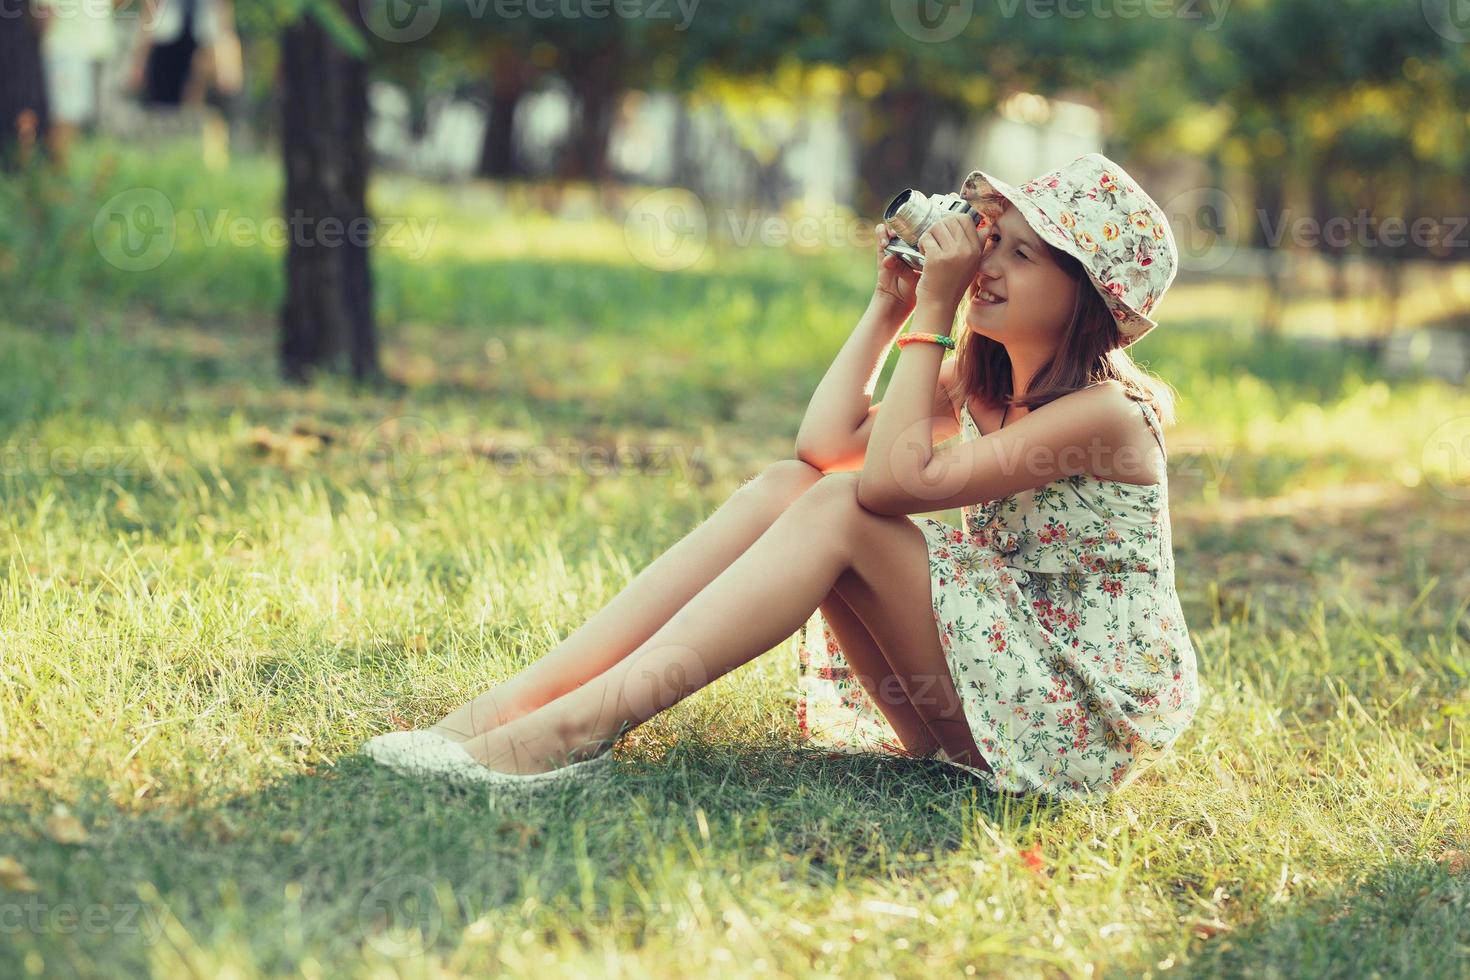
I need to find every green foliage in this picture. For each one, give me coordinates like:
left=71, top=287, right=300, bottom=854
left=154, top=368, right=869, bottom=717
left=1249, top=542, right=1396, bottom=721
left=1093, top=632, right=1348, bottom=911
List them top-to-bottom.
left=238, top=0, right=371, bottom=55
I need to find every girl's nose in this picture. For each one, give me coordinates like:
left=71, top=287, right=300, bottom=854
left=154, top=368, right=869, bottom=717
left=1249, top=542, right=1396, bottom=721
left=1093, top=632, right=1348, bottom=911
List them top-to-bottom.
left=977, top=238, right=1002, bottom=276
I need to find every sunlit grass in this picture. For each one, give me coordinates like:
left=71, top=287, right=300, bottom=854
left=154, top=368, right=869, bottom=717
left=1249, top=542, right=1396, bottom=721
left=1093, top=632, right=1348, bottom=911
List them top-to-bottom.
left=0, top=139, right=1466, bottom=977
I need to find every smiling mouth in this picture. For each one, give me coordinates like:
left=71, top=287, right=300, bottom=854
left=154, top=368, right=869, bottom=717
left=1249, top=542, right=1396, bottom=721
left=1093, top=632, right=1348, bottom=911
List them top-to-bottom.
left=972, top=287, right=1007, bottom=305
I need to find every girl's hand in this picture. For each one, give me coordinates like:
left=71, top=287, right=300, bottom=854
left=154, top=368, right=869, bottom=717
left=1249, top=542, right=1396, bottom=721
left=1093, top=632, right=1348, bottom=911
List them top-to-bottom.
left=914, top=211, right=990, bottom=315
left=872, top=221, right=921, bottom=317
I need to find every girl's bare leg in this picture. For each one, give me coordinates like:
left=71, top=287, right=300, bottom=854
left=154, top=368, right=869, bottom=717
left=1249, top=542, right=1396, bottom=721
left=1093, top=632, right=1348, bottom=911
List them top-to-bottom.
left=428, top=459, right=826, bottom=741
left=457, top=472, right=988, bottom=775
left=815, top=579, right=944, bottom=759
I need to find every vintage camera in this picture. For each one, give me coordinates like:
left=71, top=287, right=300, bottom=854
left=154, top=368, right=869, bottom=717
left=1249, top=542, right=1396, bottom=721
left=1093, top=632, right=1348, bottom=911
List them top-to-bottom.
left=881, top=189, right=982, bottom=271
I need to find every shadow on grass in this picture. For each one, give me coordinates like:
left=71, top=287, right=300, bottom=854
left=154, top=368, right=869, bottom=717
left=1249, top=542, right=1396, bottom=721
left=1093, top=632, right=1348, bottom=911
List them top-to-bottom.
left=1172, top=477, right=1469, bottom=627
left=0, top=745, right=1038, bottom=975
left=1164, top=856, right=1470, bottom=978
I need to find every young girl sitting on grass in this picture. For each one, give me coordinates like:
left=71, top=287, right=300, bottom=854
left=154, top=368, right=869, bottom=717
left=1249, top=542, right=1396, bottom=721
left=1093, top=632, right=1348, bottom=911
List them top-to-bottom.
left=363, top=152, right=1201, bottom=801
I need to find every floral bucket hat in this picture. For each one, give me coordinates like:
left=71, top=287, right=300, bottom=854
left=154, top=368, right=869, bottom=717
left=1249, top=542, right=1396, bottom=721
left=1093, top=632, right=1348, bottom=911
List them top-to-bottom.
left=959, top=152, right=1178, bottom=346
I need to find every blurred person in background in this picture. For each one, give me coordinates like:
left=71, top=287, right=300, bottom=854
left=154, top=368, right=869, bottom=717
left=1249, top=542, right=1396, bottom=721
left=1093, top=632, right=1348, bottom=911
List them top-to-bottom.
left=34, top=0, right=116, bottom=169
left=125, top=0, right=241, bottom=111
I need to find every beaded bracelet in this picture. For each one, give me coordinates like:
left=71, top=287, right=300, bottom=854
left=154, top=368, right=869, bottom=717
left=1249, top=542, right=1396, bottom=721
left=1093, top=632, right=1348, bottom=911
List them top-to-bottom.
left=895, top=332, right=956, bottom=351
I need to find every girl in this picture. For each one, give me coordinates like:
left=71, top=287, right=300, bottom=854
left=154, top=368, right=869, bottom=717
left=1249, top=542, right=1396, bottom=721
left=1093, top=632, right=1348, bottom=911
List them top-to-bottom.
left=363, top=152, right=1202, bottom=800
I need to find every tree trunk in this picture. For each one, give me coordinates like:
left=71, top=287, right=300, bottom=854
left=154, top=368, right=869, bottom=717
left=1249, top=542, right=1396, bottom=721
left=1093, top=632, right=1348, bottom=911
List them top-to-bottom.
left=278, top=0, right=378, bottom=383
left=0, top=6, right=50, bottom=171
left=558, top=44, right=624, bottom=182
left=478, top=54, right=530, bottom=178
left=854, top=84, right=958, bottom=219
left=670, top=99, right=697, bottom=190
left=1250, top=155, right=1288, bottom=336
left=1378, top=171, right=1417, bottom=340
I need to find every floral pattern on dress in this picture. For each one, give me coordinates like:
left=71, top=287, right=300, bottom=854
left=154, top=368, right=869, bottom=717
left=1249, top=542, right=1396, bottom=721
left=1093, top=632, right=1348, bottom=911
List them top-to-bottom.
left=793, top=396, right=1201, bottom=801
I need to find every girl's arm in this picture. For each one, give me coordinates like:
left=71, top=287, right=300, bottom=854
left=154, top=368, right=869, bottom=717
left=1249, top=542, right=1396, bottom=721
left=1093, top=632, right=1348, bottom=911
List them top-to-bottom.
left=858, top=210, right=986, bottom=509
left=795, top=222, right=962, bottom=473
left=795, top=330, right=962, bottom=473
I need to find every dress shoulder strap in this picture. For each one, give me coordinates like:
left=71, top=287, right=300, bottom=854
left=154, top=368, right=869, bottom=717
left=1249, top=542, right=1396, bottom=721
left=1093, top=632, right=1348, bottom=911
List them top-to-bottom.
left=1134, top=398, right=1167, bottom=462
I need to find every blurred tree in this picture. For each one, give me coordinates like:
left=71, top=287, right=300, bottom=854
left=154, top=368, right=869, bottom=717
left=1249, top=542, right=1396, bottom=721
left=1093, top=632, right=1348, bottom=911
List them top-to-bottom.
left=277, top=0, right=378, bottom=382
left=1181, top=0, right=1459, bottom=334
left=347, top=1, right=1165, bottom=212
left=790, top=1, right=1164, bottom=215
left=369, top=3, right=654, bottom=183
left=0, top=4, right=50, bottom=171
left=370, top=22, right=543, bottom=178
left=480, top=47, right=533, bottom=178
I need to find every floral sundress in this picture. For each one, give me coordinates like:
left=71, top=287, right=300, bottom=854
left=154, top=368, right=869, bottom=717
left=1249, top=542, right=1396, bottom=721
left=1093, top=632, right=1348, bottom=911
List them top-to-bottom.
left=793, top=395, right=1202, bottom=801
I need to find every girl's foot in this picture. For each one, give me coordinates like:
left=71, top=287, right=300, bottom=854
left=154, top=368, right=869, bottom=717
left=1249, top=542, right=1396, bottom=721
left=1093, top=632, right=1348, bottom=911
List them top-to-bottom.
left=426, top=688, right=527, bottom=743
left=426, top=719, right=476, bottom=742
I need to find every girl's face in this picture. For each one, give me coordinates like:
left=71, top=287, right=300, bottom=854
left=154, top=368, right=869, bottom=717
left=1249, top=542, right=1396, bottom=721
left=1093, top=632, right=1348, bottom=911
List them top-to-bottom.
left=961, top=201, right=1080, bottom=348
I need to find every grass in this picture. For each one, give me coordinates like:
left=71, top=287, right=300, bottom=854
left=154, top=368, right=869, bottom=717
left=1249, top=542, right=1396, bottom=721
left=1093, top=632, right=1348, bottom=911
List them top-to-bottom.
left=0, top=138, right=1467, bottom=977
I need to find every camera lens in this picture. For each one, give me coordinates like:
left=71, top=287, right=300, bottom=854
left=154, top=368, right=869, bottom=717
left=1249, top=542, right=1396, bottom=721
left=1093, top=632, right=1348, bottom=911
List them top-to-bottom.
left=883, top=189, right=916, bottom=221
left=884, top=189, right=930, bottom=246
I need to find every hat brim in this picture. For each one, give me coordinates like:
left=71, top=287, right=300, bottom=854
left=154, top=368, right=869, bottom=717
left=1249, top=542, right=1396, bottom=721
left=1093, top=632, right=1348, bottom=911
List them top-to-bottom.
left=960, top=169, right=1158, bottom=347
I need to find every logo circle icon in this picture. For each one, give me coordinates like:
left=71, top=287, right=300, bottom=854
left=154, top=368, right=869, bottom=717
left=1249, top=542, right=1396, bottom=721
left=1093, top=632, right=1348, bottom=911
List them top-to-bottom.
left=360, top=0, right=442, bottom=43
left=890, top=0, right=974, bottom=43
left=1423, top=0, right=1470, bottom=43
left=1160, top=186, right=1241, bottom=275
left=93, top=188, right=176, bottom=272
left=623, top=189, right=709, bottom=272
left=357, top=416, right=447, bottom=502
left=1422, top=416, right=1470, bottom=500
left=594, top=642, right=710, bottom=734
left=358, top=874, right=443, bottom=959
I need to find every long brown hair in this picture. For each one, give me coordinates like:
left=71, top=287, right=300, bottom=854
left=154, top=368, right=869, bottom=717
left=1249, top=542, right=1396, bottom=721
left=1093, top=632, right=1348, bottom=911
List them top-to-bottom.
left=948, top=242, right=1177, bottom=426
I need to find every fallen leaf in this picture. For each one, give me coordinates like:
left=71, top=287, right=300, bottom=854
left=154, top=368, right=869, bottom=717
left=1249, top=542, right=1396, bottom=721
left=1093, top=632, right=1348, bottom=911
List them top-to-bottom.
left=291, top=418, right=339, bottom=445
left=245, top=425, right=325, bottom=466
left=245, top=425, right=278, bottom=454
left=45, top=806, right=88, bottom=845
left=207, top=815, right=241, bottom=843
left=497, top=822, right=542, bottom=848
left=1437, top=849, right=1469, bottom=875
left=0, top=856, right=38, bottom=893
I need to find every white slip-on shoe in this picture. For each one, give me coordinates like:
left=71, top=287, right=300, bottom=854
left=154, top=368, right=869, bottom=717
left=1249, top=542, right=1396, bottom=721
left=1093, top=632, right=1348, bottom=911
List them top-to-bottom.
left=361, top=730, right=615, bottom=788
left=361, top=730, right=504, bottom=787
left=361, top=730, right=424, bottom=755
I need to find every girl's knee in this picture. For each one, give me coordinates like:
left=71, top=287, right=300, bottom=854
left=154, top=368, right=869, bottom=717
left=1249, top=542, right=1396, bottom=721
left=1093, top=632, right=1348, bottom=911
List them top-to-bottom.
left=766, top=457, right=826, bottom=487
left=742, top=458, right=825, bottom=506
left=798, top=470, right=863, bottom=504
left=790, top=472, right=874, bottom=529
